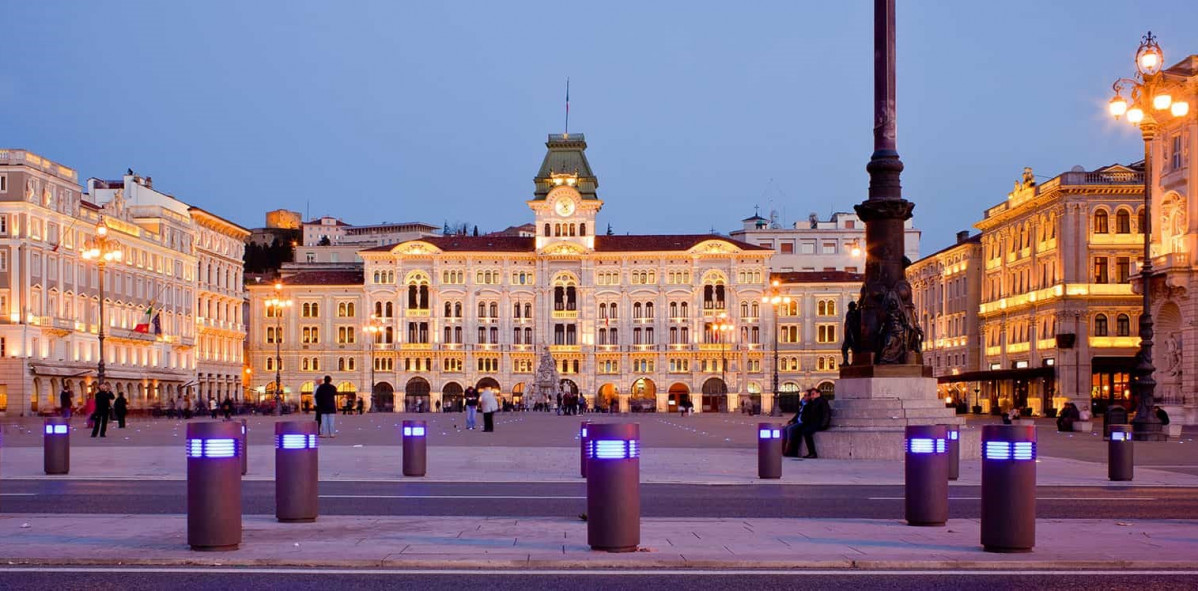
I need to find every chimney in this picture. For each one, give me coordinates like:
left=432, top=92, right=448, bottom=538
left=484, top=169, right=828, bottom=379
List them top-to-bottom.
left=956, top=230, right=970, bottom=244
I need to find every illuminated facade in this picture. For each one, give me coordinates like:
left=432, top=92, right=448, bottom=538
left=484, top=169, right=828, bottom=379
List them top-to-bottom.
left=1143, top=55, right=1198, bottom=424
left=248, top=133, right=773, bottom=412
left=0, top=151, right=245, bottom=416
left=974, top=165, right=1145, bottom=416
left=190, top=208, right=250, bottom=403
left=906, top=231, right=983, bottom=406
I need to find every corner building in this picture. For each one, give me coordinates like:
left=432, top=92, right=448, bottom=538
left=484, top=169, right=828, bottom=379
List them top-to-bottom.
left=340, top=134, right=772, bottom=412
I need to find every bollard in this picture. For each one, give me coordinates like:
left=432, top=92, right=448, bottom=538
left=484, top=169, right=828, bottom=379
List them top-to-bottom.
left=44, top=418, right=71, bottom=475
left=240, top=419, right=248, bottom=476
left=275, top=420, right=319, bottom=522
left=402, top=420, right=427, bottom=477
left=579, top=420, right=592, bottom=478
left=186, top=421, right=242, bottom=551
left=586, top=422, right=640, bottom=552
left=757, top=423, right=782, bottom=479
left=940, top=423, right=960, bottom=481
left=905, top=424, right=949, bottom=526
left=981, top=424, right=1036, bottom=552
left=1109, top=424, right=1133, bottom=481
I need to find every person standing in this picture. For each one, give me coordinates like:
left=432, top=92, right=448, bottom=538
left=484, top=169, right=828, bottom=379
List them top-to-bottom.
left=315, top=376, right=338, bottom=438
left=91, top=383, right=114, bottom=438
left=60, top=385, right=73, bottom=419
left=464, top=386, right=479, bottom=430
left=479, top=387, right=498, bottom=432
left=799, top=388, right=830, bottom=459
left=113, top=392, right=129, bottom=429
left=221, top=396, right=234, bottom=420
left=208, top=397, right=218, bottom=419
left=356, top=397, right=364, bottom=415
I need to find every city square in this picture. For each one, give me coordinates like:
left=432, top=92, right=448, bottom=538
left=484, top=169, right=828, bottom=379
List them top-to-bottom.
left=3, top=0, right=1198, bottom=588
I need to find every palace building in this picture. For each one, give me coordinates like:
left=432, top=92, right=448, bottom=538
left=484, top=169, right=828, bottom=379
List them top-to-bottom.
left=248, top=133, right=774, bottom=412
left=0, top=151, right=248, bottom=416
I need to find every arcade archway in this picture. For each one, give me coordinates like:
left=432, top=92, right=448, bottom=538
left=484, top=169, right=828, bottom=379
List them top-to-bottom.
left=405, top=377, right=431, bottom=412
left=701, top=377, right=727, bottom=413
left=630, top=378, right=657, bottom=413
left=372, top=381, right=395, bottom=412
left=442, top=381, right=464, bottom=412
left=668, top=382, right=691, bottom=412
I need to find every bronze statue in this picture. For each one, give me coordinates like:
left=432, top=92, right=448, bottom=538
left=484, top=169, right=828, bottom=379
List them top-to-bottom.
left=842, top=300, right=861, bottom=365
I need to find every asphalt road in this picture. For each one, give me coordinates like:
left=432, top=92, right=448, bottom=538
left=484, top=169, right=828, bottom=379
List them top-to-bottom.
left=3, top=480, right=1196, bottom=519
left=0, top=568, right=1196, bottom=591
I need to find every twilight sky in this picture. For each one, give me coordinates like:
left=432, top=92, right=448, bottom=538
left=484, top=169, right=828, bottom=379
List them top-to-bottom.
left=4, top=1, right=1196, bottom=254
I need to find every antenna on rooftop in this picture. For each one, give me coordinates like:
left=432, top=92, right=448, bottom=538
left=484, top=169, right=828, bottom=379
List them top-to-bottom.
left=564, top=77, right=571, bottom=137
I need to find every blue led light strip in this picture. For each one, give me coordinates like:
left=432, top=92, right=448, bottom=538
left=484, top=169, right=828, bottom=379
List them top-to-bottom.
left=277, top=434, right=311, bottom=450
left=907, top=437, right=935, bottom=454
left=186, top=438, right=240, bottom=458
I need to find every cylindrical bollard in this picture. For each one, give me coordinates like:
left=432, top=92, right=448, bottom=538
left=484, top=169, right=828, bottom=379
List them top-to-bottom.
left=44, top=417, right=71, bottom=475
left=240, top=419, right=248, bottom=476
left=275, top=420, right=319, bottom=522
left=402, top=420, right=427, bottom=477
left=579, top=420, right=591, bottom=478
left=186, top=421, right=242, bottom=551
left=586, top=422, right=640, bottom=552
left=757, top=423, right=782, bottom=479
left=940, top=423, right=960, bottom=481
left=905, top=424, right=949, bottom=526
left=981, top=424, right=1036, bottom=552
left=1109, top=424, right=1134, bottom=481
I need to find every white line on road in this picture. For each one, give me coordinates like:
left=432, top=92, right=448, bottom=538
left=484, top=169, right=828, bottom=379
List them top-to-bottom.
left=0, top=493, right=36, bottom=497
left=319, top=495, right=586, bottom=500
left=867, top=497, right=1157, bottom=501
left=0, top=567, right=1196, bottom=576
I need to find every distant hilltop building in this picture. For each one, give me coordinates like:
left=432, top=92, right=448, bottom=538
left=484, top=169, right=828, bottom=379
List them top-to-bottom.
left=265, top=209, right=302, bottom=230
left=730, top=210, right=920, bottom=273
left=292, top=217, right=440, bottom=268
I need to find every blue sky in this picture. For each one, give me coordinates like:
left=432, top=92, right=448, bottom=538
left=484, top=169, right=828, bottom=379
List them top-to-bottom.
left=4, top=1, right=1196, bottom=253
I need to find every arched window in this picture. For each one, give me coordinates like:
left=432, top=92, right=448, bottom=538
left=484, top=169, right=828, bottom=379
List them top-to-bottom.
left=1137, top=208, right=1146, bottom=234
left=1115, top=209, right=1131, bottom=234
left=1094, top=210, right=1109, bottom=234
left=544, top=223, right=551, bottom=236
left=580, top=223, right=586, bottom=236
left=406, top=273, right=430, bottom=309
left=385, top=302, right=393, bottom=317
left=444, top=302, right=453, bottom=317
left=455, top=302, right=462, bottom=317
left=489, top=302, right=498, bottom=318
left=633, top=302, right=642, bottom=318
left=645, top=302, right=654, bottom=319
left=669, top=302, right=678, bottom=318
left=679, top=302, right=687, bottom=318
left=523, top=303, right=531, bottom=318
left=599, top=303, right=607, bottom=318
left=1116, top=313, right=1130, bottom=337
left=1094, top=314, right=1109, bottom=337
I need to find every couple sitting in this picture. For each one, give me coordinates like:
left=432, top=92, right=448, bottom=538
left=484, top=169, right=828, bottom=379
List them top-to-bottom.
left=783, top=388, right=830, bottom=459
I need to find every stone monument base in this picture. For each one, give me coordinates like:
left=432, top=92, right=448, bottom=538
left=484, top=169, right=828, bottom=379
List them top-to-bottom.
left=816, top=371, right=980, bottom=460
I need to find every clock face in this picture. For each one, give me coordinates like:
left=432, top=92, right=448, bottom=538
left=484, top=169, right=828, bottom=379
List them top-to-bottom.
left=555, top=197, right=575, bottom=217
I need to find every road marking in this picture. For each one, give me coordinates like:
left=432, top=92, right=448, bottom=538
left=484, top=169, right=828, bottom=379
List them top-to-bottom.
left=0, top=493, right=36, bottom=497
left=320, top=494, right=586, bottom=500
left=867, top=496, right=1157, bottom=501
left=0, top=567, right=1195, bottom=576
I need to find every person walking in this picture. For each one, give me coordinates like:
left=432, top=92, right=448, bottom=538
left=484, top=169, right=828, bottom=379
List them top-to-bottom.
left=315, top=376, right=338, bottom=438
left=91, top=383, right=114, bottom=438
left=60, top=385, right=73, bottom=419
left=464, top=386, right=479, bottom=430
left=479, top=387, right=499, bottom=432
left=799, top=388, right=831, bottom=459
left=113, top=392, right=128, bottom=429
left=83, top=393, right=96, bottom=429
left=221, top=396, right=234, bottom=420
left=208, top=397, right=218, bottom=419
left=356, top=397, right=364, bottom=415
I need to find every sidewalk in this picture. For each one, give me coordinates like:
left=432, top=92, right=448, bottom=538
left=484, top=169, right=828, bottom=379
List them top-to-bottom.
left=4, top=445, right=1198, bottom=486
left=0, top=513, right=1194, bottom=569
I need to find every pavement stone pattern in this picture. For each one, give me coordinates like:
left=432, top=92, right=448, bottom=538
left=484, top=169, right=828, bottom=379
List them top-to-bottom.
left=0, top=514, right=1193, bottom=569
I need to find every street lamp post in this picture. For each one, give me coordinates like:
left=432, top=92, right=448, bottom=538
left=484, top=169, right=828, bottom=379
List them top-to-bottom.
left=1107, top=31, right=1189, bottom=441
left=81, top=222, right=122, bottom=388
left=762, top=280, right=791, bottom=417
left=265, top=283, right=292, bottom=416
left=715, top=312, right=735, bottom=412
left=363, top=314, right=385, bottom=413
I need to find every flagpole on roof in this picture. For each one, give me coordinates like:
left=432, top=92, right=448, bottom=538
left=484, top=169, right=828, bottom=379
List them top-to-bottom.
left=564, top=77, right=570, bottom=137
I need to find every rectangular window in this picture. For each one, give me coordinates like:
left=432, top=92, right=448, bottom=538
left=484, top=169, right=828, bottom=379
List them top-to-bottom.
left=1173, top=134, right=1183, bottom=170
left=0, top=174, right=7, bottom=193
left=800, top=241, right=815, bottom=254
left=821, top=241, right=837, bottom=254
left=779, top=243, right=794, bottom=254
left=1094, top=257, right=1109, bottom=284
left=1116, top=257, right=1130, bottom=284
left=817, top=324, right=837, bottom=344
left=780, top=325, right=799, bottom=343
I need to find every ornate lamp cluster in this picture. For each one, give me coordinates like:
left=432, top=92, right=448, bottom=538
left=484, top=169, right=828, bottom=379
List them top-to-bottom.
left=81, top=222, right=122, bottom=387
left=762, top=280, right=791, bottom=416
left=265, top=283, right=293, bottom=416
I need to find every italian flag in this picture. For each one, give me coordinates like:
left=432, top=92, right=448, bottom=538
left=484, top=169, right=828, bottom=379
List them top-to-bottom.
left=134, top=306, right=156, bottom=334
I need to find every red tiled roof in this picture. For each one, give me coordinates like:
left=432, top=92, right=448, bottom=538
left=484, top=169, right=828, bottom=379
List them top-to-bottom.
left=361, top=234, right=768, bottom=254
left=272, top=270, right=364, bottom=286
left=771, top=271, right=864, bottom=284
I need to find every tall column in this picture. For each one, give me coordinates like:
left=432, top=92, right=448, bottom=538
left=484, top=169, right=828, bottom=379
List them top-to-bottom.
left=848, top=0, right=922, bottom=370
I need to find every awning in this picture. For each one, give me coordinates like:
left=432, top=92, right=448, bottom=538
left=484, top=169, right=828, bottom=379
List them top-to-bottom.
left=937, top=366, right=1055, bottom=384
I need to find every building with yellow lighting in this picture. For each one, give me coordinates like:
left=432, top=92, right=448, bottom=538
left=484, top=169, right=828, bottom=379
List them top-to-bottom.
left=247, top=133, right=773, bottom=413
left=973, top=165, right=1145, bottom=416
left=906, top=231, right=983, bottom=408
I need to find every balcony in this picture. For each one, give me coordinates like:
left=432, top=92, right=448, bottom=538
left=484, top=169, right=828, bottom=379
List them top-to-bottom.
left=1058, top=170, right=1143, bottom=186
left=1090, top=233, right=1144, bottom=246
left=405, top=309, right=430, bottom=318
left=552, top=309, right=578, bottom=319
left=1089, top=336, right=1140, bottom=349
left=1035, top=338, right=1057, bottom=351
left=401, top=342, right=432, bottom=351
left=699, top=343, right=728, bottom=351
left=549, top=345, right=580, bottom=353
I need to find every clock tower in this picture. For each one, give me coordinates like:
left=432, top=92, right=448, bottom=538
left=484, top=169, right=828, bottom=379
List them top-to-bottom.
left=528, top=133, right=602, bottom=253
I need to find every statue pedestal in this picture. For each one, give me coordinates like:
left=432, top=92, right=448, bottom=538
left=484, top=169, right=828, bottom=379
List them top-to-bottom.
left=817, top=365, right=979, bottom=460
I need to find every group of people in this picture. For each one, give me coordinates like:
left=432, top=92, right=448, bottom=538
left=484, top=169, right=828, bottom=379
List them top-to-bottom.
left=59, top=383, right=128, bottom=438
left=462, top=386, right=500, bottom=431
left=783, top=388, right=831, bottom=459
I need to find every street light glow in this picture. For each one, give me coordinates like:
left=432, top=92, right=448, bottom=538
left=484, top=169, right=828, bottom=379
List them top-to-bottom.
left=1153, top=93, right=1172, bottom=110
left=1108, top=95, right=1128, bottom=118
left=1172, top=101, right=1190, bottom=117
left=1126, top=107, right=1144, bottom=123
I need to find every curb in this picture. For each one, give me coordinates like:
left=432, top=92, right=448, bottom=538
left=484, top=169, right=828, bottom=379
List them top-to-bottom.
left=2, top=556, right=1196, bottom=570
